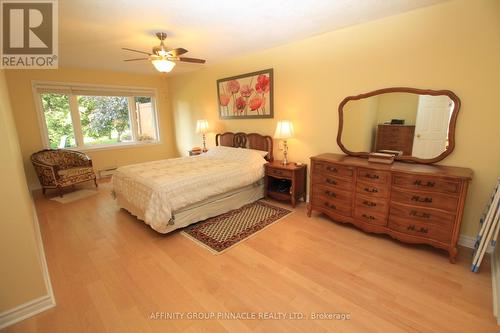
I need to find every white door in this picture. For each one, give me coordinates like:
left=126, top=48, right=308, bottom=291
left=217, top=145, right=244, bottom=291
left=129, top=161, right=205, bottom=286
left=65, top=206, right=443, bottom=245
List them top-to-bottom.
left=412, top=95, right=453, bottom=159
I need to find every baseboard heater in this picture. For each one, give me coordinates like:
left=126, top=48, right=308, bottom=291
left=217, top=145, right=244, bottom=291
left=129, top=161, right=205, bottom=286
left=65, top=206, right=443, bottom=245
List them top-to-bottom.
left=98, top=166, right=118, bottom=178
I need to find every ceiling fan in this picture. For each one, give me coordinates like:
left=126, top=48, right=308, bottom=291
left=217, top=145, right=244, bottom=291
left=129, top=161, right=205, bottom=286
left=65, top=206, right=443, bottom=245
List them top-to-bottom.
left=123, top=32, right=206, bottom=73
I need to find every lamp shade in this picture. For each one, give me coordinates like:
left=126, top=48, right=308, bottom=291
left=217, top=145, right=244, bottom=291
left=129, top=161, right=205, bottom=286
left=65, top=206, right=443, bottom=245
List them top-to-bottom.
left=151, top=59, right=176, bottom=73
left=196, top=120, right=209, bottom=134
left=274, top=120, right=294, bottom=139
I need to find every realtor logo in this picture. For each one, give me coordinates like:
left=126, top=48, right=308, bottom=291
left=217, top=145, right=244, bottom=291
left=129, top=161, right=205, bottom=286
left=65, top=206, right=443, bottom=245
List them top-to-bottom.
left=1, top=0, right=58, bottom=68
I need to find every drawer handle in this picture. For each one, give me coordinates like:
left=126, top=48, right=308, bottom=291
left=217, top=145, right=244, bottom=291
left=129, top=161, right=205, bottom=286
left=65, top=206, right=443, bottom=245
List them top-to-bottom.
left=326, top=166, right=338, bottom=173
left=274, top=170, right=283, bottom=175
left=365, top=173, right=380, bottom=179
left=326, top=178, right=337, bottom=185
left=414, top=180, right=435, bottom=187
left=364, top=187, right=378, bottom=193
left=324, top=190, right=336, bottom=198
left=411, top=195, right=433, bottom=203
left=362, top=200, right=376, bottom=207
left=324, top=202, right=336, bottom=209
left=409, top=210, right=431, bottom=219
left=362, top=214, right=375, bottom=220
left=407, top=224, right=428, bottom=234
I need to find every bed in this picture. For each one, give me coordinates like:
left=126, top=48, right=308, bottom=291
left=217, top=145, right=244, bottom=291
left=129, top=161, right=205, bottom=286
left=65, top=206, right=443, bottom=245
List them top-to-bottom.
left=112, top=132, right=273, bottom=233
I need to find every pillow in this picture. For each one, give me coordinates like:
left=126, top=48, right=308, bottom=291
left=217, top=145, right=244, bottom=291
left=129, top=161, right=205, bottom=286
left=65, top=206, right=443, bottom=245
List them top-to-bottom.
left=205, top=146, right=267, bottom=164
left=244, top=148, right=269, bottom=158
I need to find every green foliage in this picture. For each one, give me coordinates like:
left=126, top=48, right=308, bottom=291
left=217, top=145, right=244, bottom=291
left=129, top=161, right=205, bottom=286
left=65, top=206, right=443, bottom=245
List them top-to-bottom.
left=41, top=93, right=75, bottom=148
left=79, top=96, right=130, bottom=142
left=135, top=96, right=150, bottom=104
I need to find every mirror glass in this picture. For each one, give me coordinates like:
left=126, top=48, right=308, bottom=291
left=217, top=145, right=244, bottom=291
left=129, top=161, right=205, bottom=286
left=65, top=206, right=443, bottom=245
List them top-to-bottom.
left=341, top=92, right=456, bottom=160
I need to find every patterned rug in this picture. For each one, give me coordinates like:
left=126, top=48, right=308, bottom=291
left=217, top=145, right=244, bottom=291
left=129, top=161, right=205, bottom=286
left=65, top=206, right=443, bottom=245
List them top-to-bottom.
left=181, top=201, right=292, bottom=254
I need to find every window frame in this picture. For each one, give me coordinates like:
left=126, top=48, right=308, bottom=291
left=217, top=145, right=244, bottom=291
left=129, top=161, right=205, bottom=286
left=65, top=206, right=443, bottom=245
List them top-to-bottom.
left=32, top=81, right=161, bottom=151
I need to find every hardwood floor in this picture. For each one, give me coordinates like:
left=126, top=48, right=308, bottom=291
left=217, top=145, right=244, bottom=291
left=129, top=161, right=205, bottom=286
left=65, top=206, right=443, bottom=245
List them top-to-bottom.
left=3, top=180, right=499, bottom=332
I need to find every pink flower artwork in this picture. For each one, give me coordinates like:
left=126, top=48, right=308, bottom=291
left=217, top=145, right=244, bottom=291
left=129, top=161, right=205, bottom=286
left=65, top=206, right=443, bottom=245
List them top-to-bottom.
left=217, top=69, right=273, bottom=119
left=255, top=74, right=270, bottom=93
left=227, top=80, right=240, bottom=94
left=240, top=84, right=253, bottom=97
left=219, top=94, right=230, bottom=106
left=235, top=96, right=246, bottom=113
left=249, top=96, right=262, bottom=111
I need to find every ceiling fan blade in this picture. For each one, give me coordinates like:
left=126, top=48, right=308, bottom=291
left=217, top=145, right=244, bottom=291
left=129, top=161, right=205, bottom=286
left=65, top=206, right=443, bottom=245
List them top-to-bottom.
left=122, top=47, right=152, bottom=56
left=167, top=48, right=188, bottom=57
left=178, top=57, right=206, bottom=64
left=124, top=58, right=149, bottom=61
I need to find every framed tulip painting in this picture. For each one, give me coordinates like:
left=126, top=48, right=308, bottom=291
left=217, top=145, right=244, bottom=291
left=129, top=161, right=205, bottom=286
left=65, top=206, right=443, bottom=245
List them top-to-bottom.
left=217, top=68, right=274, bottom=119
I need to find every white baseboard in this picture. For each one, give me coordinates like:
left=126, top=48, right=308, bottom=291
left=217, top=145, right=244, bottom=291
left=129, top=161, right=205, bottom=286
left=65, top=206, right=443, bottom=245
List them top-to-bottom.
left=0, top=202, right=56, bottom=329
left=458, top=234, right=493, bottom=253
left=458, top=234, right=476, bottom=249
left=0, top=295, right=55, bottom=329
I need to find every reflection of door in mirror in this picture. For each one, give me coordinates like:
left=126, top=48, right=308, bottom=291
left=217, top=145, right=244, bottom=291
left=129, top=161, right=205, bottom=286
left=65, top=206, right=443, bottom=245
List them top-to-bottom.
left=412, top=95, right=454, bottom=159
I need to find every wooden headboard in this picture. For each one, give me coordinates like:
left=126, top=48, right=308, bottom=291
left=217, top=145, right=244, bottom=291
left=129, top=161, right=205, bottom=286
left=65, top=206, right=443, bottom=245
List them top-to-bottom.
left=215, top=132, right=274, bottom=161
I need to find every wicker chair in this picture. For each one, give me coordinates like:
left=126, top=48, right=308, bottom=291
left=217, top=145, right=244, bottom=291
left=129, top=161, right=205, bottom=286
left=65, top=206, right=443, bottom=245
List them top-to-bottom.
left=31, top=149, right=97, bottom=197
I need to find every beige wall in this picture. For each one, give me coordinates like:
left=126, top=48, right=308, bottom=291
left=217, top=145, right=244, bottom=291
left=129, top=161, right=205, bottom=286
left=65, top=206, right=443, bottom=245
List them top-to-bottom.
left=168, top=0, right=500, bottom=237
left=5, top=68, right=178, bottom=189
left=0, top=70, right=48, bottom=312
left=376, top=93, right=419, bottom=125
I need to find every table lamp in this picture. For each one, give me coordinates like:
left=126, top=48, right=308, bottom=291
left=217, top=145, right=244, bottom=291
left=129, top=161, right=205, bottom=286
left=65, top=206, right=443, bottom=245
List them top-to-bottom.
left=196, top=120, right=209, bottom=152
left=274, top=120, right=294, bottom=165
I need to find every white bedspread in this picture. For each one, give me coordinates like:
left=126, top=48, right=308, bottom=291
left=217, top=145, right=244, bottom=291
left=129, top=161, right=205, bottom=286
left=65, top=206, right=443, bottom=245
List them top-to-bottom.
left=112, top=146, right=267, bottom=233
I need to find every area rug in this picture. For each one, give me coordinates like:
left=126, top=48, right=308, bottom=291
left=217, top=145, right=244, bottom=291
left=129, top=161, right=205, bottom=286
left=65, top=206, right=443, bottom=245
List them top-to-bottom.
left=50, top=189, right=98, bottom=204
left=181, top=200, right=292, bottom=254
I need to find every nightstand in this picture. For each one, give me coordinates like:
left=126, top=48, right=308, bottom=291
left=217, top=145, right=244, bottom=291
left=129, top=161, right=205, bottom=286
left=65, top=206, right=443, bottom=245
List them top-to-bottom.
left=189, top=149, right=205, bottom=156
left=264, top=160, right=307, bottom=207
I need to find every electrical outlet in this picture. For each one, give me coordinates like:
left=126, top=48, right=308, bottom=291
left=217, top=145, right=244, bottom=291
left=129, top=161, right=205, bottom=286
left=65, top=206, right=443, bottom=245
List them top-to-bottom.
left=278, top=141, right=284, bottom=150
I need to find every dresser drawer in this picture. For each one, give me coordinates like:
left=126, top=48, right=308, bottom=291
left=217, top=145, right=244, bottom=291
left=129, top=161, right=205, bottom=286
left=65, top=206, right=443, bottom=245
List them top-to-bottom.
left=313, top=162, right=354, bottom=178
left=265, top=167, right=292, bottom=179
left=357, top=168, right=391, bottom=184
left=313, top=173, right=353, bottom=191
left=393, top=174, right=460, bottom=195
left=356, top=181, right=390, bottom=198
left=313, top=185, right=352, bottom=202
left=391, top=188, right=459, bottom=212
left=355, top=194, right=388, bottom=215
left=314, top=197, right=352, bottom=217
left=389, top=202, right=455, bottom=227
left=354, top=208, right=388, bottom=226
left=388, top=215, right=452, bottom=243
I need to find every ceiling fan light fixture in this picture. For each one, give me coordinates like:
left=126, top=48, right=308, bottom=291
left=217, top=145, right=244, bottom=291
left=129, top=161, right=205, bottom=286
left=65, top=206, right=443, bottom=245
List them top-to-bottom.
left=152, top=59, right=176, bottom=73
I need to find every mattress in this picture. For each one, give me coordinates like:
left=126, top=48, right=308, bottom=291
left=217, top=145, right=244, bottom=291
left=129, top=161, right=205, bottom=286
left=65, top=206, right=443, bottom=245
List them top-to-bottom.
left=112, top=146, right=267, bottom=233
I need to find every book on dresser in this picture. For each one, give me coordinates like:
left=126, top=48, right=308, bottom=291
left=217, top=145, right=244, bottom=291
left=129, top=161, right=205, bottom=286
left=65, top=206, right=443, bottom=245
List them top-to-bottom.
left=368, top=152, right=395, bottom=164
left=307, top=153, right=472, bottom=263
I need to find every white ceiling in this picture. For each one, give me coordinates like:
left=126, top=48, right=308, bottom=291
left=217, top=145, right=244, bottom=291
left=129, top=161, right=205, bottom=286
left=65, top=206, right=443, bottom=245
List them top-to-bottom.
left=60, top=0, right=446, bottom=75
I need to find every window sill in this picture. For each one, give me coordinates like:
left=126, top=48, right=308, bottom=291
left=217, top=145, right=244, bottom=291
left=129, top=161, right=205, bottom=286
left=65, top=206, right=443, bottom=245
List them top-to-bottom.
left=65, top=141, right=162, bottom=153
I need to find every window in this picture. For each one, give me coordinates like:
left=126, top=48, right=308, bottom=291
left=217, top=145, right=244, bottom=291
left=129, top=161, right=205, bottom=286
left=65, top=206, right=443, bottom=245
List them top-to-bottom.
left=34, top=83, right=159, bottom=150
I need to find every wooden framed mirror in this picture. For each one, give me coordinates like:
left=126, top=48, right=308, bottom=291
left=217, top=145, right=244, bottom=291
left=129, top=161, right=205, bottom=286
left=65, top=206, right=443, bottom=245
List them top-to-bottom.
left=337, top=87, right=461, bottom=164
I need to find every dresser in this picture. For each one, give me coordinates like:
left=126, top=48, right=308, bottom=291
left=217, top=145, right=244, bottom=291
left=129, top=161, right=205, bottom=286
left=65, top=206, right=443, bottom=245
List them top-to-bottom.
left=375, top=124, right=415, bottom=155
left=307, top=153, right=472, bottom=262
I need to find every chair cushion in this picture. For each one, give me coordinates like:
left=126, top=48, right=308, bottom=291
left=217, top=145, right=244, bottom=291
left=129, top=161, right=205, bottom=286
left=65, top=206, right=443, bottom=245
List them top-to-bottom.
left=58, top=167, right=94, bottom=178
